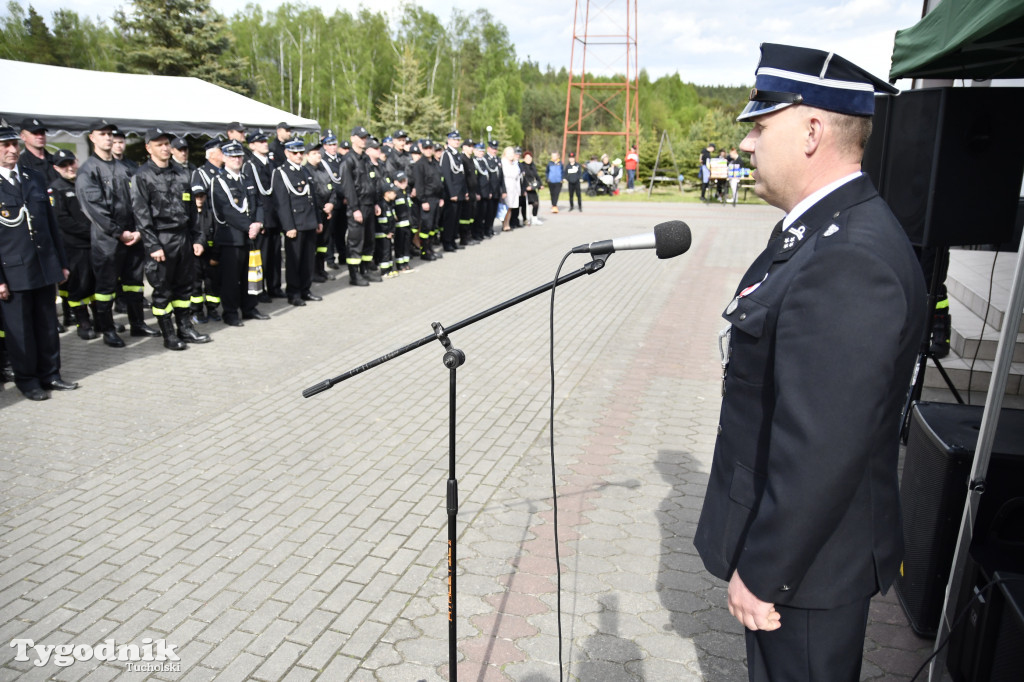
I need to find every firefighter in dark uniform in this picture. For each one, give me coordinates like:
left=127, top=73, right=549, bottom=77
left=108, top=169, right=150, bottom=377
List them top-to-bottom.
left=692, top=44, right=926, bottom=681
left=18, top=118, right=58, bottom=184
left=77, top=119, right=156, bottom=347
left=268, top=122, right=292, bottom=168
left=0, top=125, right=77, bottom=400
left=339, top=126, right=376, bottom=286
left=110, top=128, right=139, bottom=176
left=244, top=128, right=284, bottom=300
left=131, top=129, right=211, bottom=350
left=383, top=129, right=411, bottom=185
left=318, top=131, right=346, bottom=272
left=438, top=131, right=468, bottom=252
left=170, top=137, right=196, bottom=176
left=460, top=138, right=480, bottom=246
left=189, top=139, right=225, bottom=322
left=272, top=139, right=322, bottom=306
left=410, top=139, right=443, bottom=261
left=484, top=140, right=505, bottom=236
left=210, top=141, right=267, bottom=326
left=306, top=141, right=337, bottom=282
left=470, top=142, right=490, bottom=241
left=47, top=150, right=97, bottom=340
left=391, top=171, right=414, bottom=272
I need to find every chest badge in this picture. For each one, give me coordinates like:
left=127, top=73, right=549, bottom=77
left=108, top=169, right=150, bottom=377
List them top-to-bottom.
left=823, top=224, right=840, bottom=237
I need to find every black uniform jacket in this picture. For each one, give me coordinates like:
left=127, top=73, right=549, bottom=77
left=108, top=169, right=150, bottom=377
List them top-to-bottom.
left=439, top=146, right=467, bottom=199
left=340, top=150, right=376, bottom=210
left=485, top=153, right=504, bottom=196
left=244, top=154, right=276, bottom=230
left=76, top=155, right=135, bottom=240
left=411, top=156, right=443, bottom=201
left=473, top=156, right=491, bottom=199
left=131, top=160, right=200, bottom=254
left=272, top=162, right=319, bottom=232
left=307, top=163, right=338, bottom=223
left=0, top=167, right=67, bottom=291
left=211, top=170, right=262, bottom=247
left=694, top=174, right=927, bottom=610
left=48, top=176, right=91, bottom=249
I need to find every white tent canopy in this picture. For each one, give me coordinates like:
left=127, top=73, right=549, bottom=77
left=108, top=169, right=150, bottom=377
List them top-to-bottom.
left=0, top=59, right=319, bottom=138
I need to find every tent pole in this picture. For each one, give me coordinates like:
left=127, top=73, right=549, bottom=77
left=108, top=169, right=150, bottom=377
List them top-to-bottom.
left=929, top=243, right=1024, bottom=681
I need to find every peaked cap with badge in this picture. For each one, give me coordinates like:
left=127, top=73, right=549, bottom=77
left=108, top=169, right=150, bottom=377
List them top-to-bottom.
left=738, top=42, right=898, bottom=121
left=694, top=44, right=928, bottom=675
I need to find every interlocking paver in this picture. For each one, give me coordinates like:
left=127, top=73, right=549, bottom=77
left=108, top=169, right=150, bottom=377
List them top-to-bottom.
left=0, top=202, right=945, bottom=680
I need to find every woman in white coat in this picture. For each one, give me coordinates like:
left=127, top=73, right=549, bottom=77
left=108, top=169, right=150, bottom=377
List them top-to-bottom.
left=500, top=146, right=521, bottom=232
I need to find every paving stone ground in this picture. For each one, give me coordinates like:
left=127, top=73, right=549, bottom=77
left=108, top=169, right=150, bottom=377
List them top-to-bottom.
left=2, top=200, right=942, bottom=680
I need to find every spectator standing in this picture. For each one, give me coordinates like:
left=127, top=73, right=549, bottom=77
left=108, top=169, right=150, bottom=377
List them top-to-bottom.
left=624, top=145, right=639, bottom=191
left=500, top=146, right=521, bottom=232
left=520, top=151, right=542, bottom=226
left=546, top=152, right=563, bottom=213
left=565, top=152, right=582, bottom=211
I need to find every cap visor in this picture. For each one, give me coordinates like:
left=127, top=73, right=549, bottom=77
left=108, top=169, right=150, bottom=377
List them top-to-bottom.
left=736, top=100, right=794, bottom=122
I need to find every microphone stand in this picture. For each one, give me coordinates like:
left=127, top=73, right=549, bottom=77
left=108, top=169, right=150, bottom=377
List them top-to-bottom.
left=303, top=253, right=611, bottom=681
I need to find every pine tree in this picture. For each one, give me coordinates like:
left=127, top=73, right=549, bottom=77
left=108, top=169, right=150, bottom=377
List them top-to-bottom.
left=115, top=0, right=249, bottom=94
left=371, top=46, right=447, bottom=140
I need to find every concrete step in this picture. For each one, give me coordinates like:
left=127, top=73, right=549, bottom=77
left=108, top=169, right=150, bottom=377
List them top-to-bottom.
left=945, top=249, right=1024, bottom=334
left=948, top=294, right=1024, bottom=363
left=923, top=354, right=1024, bottom=396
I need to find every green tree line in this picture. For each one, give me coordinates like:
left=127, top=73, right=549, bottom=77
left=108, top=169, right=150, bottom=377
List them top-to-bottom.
left=1, top=0, right=753, bottom=180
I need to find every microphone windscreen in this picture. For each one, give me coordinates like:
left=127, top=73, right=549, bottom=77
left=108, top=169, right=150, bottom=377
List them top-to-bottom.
left=654, top=221, right=692, bottom=259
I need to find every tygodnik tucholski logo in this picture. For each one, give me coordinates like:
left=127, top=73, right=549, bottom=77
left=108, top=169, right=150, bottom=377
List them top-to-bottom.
left=10, top=637, right=181, bottom=672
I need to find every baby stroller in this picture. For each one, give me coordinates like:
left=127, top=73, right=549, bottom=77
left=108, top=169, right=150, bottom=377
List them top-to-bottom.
left=587, top=165, right=619, bottom=196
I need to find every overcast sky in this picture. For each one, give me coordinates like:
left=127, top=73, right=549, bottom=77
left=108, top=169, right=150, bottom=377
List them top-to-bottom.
left=25, top=0, right=924, bottom=88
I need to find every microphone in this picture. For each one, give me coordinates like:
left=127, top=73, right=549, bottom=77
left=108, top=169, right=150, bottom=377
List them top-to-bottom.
left=571, top=220, right=692, bottom=259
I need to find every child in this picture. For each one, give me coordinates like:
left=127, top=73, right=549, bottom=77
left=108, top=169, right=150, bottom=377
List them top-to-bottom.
left=392, top=172, right=415, bottom=273
left=376, top=182, right=399, bottom=278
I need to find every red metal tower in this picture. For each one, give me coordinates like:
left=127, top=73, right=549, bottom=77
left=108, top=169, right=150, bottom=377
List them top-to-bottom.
left=561, top=0, right=640, bottom=162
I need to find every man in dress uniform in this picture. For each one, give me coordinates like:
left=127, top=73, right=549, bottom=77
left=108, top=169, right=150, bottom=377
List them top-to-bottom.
left=692, top=44, right=927, bottom=682
left=18, top=118, right=58, bottom=183
left=77, top=119, right=157, bottom=347
left=0, top=126, right=77, bottom=400
left=339, top=126, right=377, bottom=286
left=131, top=128, right=211, bottom=350
left=244, top=129, right=284, bottom=300
left=438, top=130, right=468, bottom=253
left=317, top=131, right=346, bottom=272
left=459, top=138, right=480, bottom=246
left=188, top=139, right=226, bottom=323
left=272, top=139, right=322, bottom=306
left=410, top=139, right=443, bottom=261
left=484, top=140, right=505, bottom=235
left=210, top=141, right=267, bottom=326
left=306, top=141, right=337, bottom=283
left=470, top=142, right=490, bottom=242
left=48, top=150, right=97, bottom=340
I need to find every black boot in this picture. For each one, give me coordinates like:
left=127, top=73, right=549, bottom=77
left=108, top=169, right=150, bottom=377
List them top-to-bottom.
left=361, top=263, right=383, bottom=283
left=348, top=265, right=369, bottom=287
left=61, top=298, right=74, bottom=329
left=127, top=300, right=160, bottom=337
left=95, top=302, right=125, bottom=348
left=74, top=306, right=98, bottom=340
left=176, top=308, right=212, bottom=344
left=930, top=310, right=951, bottom=359
left=158, top=315, right=187, bottom=351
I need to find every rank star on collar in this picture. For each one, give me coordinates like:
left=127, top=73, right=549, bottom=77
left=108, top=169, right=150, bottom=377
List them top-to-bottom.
left=783, top=235, right=796, bottom=249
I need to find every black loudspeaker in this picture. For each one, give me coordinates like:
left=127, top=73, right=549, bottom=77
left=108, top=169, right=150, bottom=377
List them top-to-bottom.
left=861, top=87, right=1024, bottom=248
left=894, top=402, right=1024, bottom=637
left=946, top=550, right=1024, bottom=682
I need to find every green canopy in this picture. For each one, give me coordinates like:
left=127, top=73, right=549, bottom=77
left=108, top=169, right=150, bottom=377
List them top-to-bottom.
left=890, top=0, right=1024, bottom=80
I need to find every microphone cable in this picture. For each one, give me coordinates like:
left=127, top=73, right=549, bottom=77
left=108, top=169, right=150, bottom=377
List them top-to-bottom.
left=547, top=250, right=572, bottom=682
